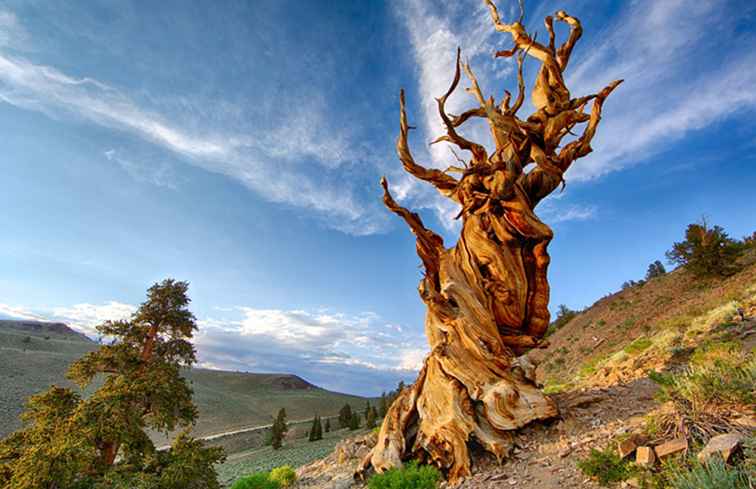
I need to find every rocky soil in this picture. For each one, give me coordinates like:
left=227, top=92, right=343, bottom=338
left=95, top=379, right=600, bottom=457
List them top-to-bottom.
left=293, top=379, right=660, bottom=489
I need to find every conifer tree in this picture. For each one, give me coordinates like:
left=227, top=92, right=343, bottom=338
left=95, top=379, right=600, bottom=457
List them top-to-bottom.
left=666, top=220, right=742, bottom=277
left=645, top=260, right=666, bottom=280
left=0, top=279, right=225, bottom=489
left=379, top=392, right=388, bottom=418
left=338, top=404, right=353, bottom=429
left=366, top=406, right=377, bottom=429
left=271, top=408, right=288, bottom=450
left=348, top=412, right=360, bottom=431
left=308, top=415, right=323, bottom=442
left=324, top=417, right=331, bottom=433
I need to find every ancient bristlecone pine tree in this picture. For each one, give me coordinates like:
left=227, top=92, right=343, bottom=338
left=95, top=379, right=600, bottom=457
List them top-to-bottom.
left=359, top=1, right=621, bottom=483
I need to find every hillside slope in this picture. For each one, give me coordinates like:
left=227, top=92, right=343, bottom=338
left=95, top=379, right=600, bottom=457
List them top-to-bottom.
left=530, top=251, right=756, bottom=391
left=291, top=254, right=756, bottom=488
left=0, top=320, right=371, bottom=441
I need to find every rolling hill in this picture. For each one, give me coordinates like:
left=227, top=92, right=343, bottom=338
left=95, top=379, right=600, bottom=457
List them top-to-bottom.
left=0, top=320, right=372, bottom=441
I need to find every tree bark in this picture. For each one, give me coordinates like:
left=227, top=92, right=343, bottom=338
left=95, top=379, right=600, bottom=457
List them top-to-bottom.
left=358, top=2, right=620, bottom=484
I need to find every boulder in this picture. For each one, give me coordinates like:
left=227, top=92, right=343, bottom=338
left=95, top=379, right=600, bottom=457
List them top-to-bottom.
left=697, top=433, right=743, bottom=464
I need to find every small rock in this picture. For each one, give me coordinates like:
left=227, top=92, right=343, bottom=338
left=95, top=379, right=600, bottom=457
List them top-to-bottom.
left=697, top=433, right=743, bottom=464
left=617, top=438, right=638, bottom=459
left=655, top=438, right=688, bottom=458
left=636, top=446, right=656, bottom=466
left=625, top=477, right=641, bottom=488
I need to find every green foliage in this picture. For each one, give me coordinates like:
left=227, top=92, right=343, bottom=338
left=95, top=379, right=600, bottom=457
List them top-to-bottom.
left=666, top=220, right=743, bottom=277
left=646, top=260, right=667, bottom=280
left=0, top=279, right=224, bottom=489
left=622, top=279, right=644, bottom=290
left=545, top=304, right=578, bottom=337
left=623, top=337, right=653, bottom=355
left=655, top=342, right=755, bottom=408
left=379, top=392, right=389, bottom=418
left=338, top=403, right=353, bottom=429
left=366, top=404, right=378, bottom=429
left=271, top=409, right=288, bottom=450
left=349, top=412, right=361, bottom=431
left=308, top=416, right=322, bottom=442
left=324, top=418, right=331, bottom=433
left=216, top=427, right=367, bottom=485
left=577, top=448, right=635, bottom=486
left=665, top=457, right=750, bottom=489
left=367, top=461, right=440, bottom=489
left=269, top=465, right=296, bottom=487
left=230, top=472, right=280, bottom=489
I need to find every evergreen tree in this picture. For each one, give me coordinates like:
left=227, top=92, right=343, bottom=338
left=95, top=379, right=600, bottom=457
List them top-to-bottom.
left=666, top=220, right=742, bottom=277
left=645, top=260, right=666, bottom=280
left=0, top=279, right=225, bottom=489
left=379, top=392, right=389, bottom=418
left=364, top=400, right=372, bottom=421
left=338, top=403, right=353, bottom=429
left=366, top=406, right=377, bottom=429
left=271, top=408, right=288, bottom=450
left=349, top=412, right=360, bottom=431
left=308, top=415, right=323, bottom=442
left=324, top=417, right=331, bottom=433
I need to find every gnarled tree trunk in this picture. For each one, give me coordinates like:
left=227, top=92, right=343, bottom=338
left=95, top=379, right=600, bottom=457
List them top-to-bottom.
left=358, top=1, right=621, bottom=484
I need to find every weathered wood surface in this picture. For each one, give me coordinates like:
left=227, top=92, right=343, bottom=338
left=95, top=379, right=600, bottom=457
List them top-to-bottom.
left=358, top=1, right=620, bottom=484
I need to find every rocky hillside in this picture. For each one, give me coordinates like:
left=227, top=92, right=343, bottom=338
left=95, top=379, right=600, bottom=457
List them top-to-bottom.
left=290, top=254, right=756, bottom=488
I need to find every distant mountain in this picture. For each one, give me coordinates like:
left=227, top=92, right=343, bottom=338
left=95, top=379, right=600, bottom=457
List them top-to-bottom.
left=0, top=319, right=93, bottom=343
left=0, top=320, right=372, bottom=442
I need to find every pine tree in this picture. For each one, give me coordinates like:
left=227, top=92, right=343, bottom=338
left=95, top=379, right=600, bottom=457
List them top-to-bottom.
left=666, top=220, right=742, bottom=277
left=645, top=260, right=666, bottom=280
left=0, top=279, right=225, bottom=489
left=379, top=392, right=389, bottom=418
left=364, top=400, right=371, bottom=421
left=338, top=403, right=353, bottom=429
left=366, top=405, right=377, bottom=429
left=271, top=408, right=288, bottom=449
left=349, top=412, right=360, bottom=431
left=308, top=415, right=323, bottom=442
left=324, top=417, right=331, bottom=433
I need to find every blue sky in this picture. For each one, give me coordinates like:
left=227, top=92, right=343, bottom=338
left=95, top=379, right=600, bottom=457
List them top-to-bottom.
left=1, top=0, right=755, bottom=396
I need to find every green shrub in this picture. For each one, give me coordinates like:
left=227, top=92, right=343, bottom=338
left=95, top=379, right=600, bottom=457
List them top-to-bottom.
left=666, top=220, right=742, bottom=277
left=545, top=305, right=578, bottom=337
left=624, top=337, right=652, bottom=355
left=661, top=343, right=755, bottom=407
left=577, top=448, right=635, bottom=486
left=666, top=457, right=750, bottom=489
left=368, top=461, right=440, bottom=489
left=269, top=466, right=296, bottom=487
left=230, top=472, right=280, bottom=489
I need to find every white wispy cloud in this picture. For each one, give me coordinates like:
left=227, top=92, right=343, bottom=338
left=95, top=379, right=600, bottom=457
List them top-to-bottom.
left=392, top=0, right=756, bottom=226
left=565, top=0, right=756, bottom=181
left=0, top=13, right=387, bottom=235
left=104, top=149, right=179, bottom=189
left=0, top=301, right=425, bottom=395
left=51, top=302, right=137, bottom=336
left=0, top=303, right=46, bottom=321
